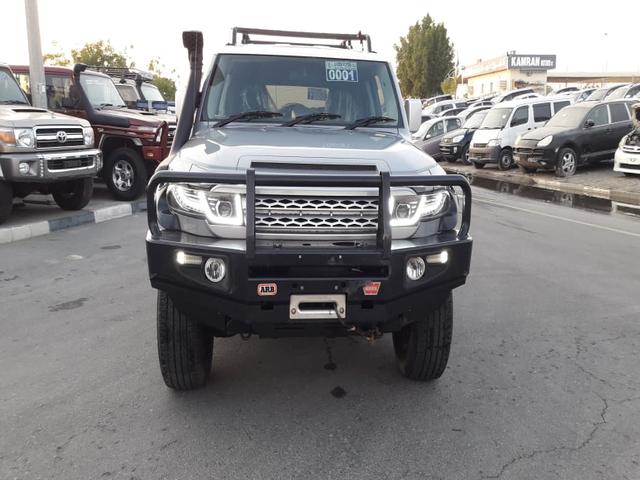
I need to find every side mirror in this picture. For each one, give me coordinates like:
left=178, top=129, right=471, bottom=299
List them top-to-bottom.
left=404, top=99, right=422, bottom=133
left=585, top=119, right=595, bottom=128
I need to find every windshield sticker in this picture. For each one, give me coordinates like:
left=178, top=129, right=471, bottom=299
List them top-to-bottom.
left=325, top=61, right=358, bottom=83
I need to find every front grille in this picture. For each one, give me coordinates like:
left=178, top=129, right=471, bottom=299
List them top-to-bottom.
left=35, top=126, right=84, bottom=149
left=472, top=142, right=487, bottom=148
left=622, top=145, right=640, bottom=154
left=514, top=147, right=544, bottom=157
left=47, top=156, right=93, bottom=171
left=620, top=163, right=640, bottom=170
left=255, top=195, right=379, bottom=235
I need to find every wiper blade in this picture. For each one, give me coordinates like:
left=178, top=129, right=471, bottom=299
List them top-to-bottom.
left=0, top=100, right=29, bottom=105
left=96, top=103, right=114, bottom=110
left=214, top=110, right=282, bottom=127
left=281, top=112, right=341, bottom=127
left=344, top=116, right=395, bottom=130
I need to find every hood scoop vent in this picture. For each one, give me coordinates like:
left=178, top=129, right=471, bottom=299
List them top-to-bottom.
left=12, top=107, right=47, bottom=113
left=250, top=161, right=377, bottom=173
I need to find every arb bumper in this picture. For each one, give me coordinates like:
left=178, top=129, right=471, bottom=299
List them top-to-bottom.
left=145, top=170, right=473, bottom=337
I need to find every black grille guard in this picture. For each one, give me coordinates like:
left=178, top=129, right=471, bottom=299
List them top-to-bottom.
left=146, top=169, right=472, bottom=258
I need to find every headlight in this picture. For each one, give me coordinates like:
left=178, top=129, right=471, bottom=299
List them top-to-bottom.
left=0, top=127, right=16, bottom=146
left=83, top=127, right=95, bottom=146
left=14, top=128, right=35, bottom=148
left=452, top=135, right=464, bottom=143
left=537, top=135, right=553, bottom=147
left=619, top=135, right=628, bottom=148
left=487, top=138, right=500, bottom=147
left=167, top=184, right=244, bottom=226
left=389, top=189, right=450, bottom=227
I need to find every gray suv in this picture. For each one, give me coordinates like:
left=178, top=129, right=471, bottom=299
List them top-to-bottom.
left=145, top=29, right=473, bottom=390
left=0, top=64, right=101, bottom=224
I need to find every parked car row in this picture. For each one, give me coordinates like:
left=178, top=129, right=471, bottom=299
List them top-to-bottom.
left=413, top=87, right=639, bottom=178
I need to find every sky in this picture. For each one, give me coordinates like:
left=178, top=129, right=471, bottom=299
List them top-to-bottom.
left=3, top=0, right=639, bottom=90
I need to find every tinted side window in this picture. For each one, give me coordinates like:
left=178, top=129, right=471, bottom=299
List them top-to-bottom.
left=44, top=74, right=80, bottom=110
left=553, top=101, right=570, bottom=113
left=533, top=103, right=552, bottom=122
left=609, top=103, right=630, bottom=123
left=586, top=105, right=609, bottom=126
left=510, top=106, right=529, bottom=127
left=445, top=118, right=460, bottom=131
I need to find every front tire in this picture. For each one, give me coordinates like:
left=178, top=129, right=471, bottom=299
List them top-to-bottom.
left=460, top=143, right=471, bottom=165
left=555, top=147, right=578, bottom=177
left=104, top=148, right=147, bottom=201
left=497, top=149, right=513, bottom=171
left=52, top=178, right=93, bottom=210
left=0, top=181, right=13, bottom=225
left=157, top=290, right=213, bottom=390
left=393, top=293, right=453, bottom=381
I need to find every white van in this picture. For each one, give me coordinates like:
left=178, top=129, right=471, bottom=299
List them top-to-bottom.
left=469, top=96, right=572, bottom=170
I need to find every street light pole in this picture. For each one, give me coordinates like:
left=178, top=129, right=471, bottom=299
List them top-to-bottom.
left=24, top=0, right=47, bottom=108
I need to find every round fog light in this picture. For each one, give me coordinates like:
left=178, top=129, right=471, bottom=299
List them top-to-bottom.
left=18, top=162, right=30, bottom=175
left=217, top=200, right=233, bottom=217
left=204, top=257, right=226, bottom=283
left=406, top=257, right=426, bottom=281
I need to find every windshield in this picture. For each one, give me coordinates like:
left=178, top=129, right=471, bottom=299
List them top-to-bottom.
left=203, top=54, right=400, bottom=127
left=0, top=69, right=28, bottom=104
left=79, top=73, right=126, bottom=108
left=141, top=82, right=165, bottom=102
left=116, top=84, right=140, bottom=102
left=587, top=89, right=606, bottom=101
left=545, top=106, right=587, bottom=128
left=480, top=108, right=512, bottom=129
left=463, top=111, right=488, bottom=129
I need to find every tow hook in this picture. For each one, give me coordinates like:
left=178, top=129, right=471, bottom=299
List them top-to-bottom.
left=347, top=325, right=383, bottom=344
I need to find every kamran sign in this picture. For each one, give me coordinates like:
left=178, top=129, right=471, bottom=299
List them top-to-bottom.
left=508, top=54, right=557, bottom=71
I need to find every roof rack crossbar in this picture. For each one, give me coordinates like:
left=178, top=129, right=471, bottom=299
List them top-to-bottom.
left=230, top=27, right=372, bottom=53
left=87, top=66, right=155, bottom=82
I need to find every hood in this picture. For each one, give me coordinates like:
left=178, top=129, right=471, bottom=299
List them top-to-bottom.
left=633, top=103, right=640, bottom=129
left=0, top=104, right=89, bottom=128
left=96, top=106, right=166, bottom=126
left=155, top=112, right=177, bottom=125
left=169, top=125, right=441, bottom=175
left=520, top=126, right=568, bottom=141
left=442, top=127, right=470, bottom=140
left=471, top=128, right=502, bottom=144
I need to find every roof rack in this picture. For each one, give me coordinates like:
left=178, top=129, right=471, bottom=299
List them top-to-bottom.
left=229, top=27, right=373, bottom=53
left=88, top=66, right=155, bottom=83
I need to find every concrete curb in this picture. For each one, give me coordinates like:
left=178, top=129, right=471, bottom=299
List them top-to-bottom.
left=443, top=165, right=640, bottom=205
left=0, top=199, right=146, bottom=245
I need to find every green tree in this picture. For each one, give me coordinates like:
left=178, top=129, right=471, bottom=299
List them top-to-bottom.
left=395, top=15, right=455, bottom=98
left=71, top=40, right=129, bottom=67
left=43, top=51, right=70, bottom=66
left=148, top=58, right=177, bottom=101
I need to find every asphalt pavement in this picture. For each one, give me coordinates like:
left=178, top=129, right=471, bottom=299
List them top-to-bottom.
left=1, top=186, right=639, bottom=480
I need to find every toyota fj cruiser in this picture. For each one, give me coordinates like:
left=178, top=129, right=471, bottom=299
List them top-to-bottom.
left=146, top=28, right=473, bottom=390
left=0, top=63, right=100, bottom=224
left=11, top=64, right=173, bottom=201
